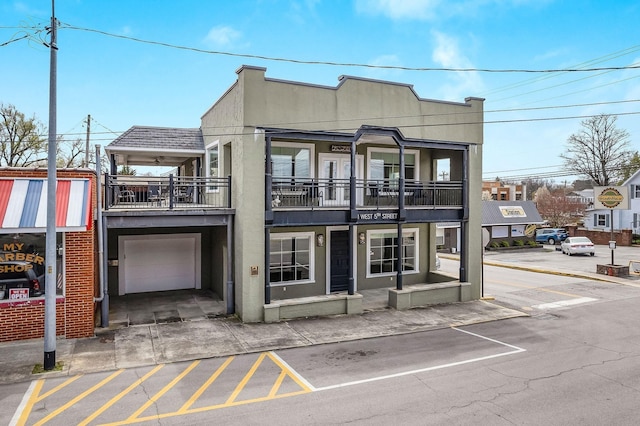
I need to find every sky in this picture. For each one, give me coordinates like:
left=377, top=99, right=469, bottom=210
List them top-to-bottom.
left=1, top=0, right=639, bottom=184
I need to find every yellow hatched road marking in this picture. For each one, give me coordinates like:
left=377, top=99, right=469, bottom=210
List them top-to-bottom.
left=266, top=351, right=313, bottom=392
left=20, top=352, right=311, bottom=426
left=101, top=352, right=313, bottom=426
left=226, top=352, right=267, bottom=404
left=178, top=356, right=235, bottom=413
left=126, top=360, right=200, bottom=421
left=77, top=364, right=164, bottom=426
left=33, top=370, right=124, bottom=426
left=269, top=370, right=288, bottom=398
left=36, top=375, right=83, bottom=401
left=14, top=379, right=44, bottom=426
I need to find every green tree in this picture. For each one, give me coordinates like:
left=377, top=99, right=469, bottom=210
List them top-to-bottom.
left=0, top=103, right=47, bottom=166
left=560, top=114, right=631, bottom=186
left=619, top=151, right=640, bottom=183
left=118, top=165, right=137, bottom=175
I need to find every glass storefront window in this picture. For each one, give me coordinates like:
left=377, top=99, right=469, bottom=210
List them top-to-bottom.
left=206, top=142, right=219, bottom=191
left=272, top=145, right=311, bottom=181
left=369, top=150, right=417, bottom=186
left=368, top=229, right=418, bottom=276
left=269, top=232, right=314, bottom=285
left=0, top=233, right=63, bottom=300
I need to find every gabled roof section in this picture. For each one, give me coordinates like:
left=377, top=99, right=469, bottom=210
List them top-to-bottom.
left=107, top=126, right=204, bottom=151
left=622, top=168, right=640, bottom=186
left=482, top=200, right=545, bottom=226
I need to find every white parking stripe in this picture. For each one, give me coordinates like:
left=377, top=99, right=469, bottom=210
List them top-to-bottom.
left=533, top=297, right=597, bottom=310
left=313, top=327, right=526, bottom=391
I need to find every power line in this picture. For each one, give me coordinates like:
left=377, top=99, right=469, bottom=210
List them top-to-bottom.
left=55, top=22, right=640, bottom=74
left=44, top=100, right=640, bottom=141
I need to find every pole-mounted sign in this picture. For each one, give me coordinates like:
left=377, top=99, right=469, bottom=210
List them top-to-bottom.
left=593, top=186, right=630, bottom=266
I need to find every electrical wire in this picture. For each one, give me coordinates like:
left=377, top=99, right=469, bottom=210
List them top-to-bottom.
left=53, top=22, right=640, bottom=74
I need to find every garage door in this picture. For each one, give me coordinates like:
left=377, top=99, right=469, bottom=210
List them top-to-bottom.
left=119, top=234, right=201, bottom=295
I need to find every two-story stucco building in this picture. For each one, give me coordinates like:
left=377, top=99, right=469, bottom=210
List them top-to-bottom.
left=102, top=65, right=485, bottom=324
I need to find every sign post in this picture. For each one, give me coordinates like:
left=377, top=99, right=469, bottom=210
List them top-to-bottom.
left=594, top=186, right=629, bottom=267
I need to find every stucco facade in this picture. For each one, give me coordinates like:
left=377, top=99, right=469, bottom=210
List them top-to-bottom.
left=201, top=66, right=485, bottom=322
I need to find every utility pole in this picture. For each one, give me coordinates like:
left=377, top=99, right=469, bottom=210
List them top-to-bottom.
left=44, top=0, right=58, bottom=371
left=84, top=114, right=91, bottom=167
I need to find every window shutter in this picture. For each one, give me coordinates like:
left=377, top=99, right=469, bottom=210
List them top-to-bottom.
left=593, top=214, right=597, bottom=227
left=605, top=214, right=610, bottom=228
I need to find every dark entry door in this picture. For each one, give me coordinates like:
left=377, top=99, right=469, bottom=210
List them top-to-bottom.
left=330, top=230, right=350, bottom=292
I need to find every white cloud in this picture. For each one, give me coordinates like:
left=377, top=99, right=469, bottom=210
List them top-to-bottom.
left=354, top=0, right=546, bottom=21
left=355, top=0, right=441, bottom=20
left=203, top=25, right=242, bottom=47
left=431, top=30, right=485, bottom=100
left=364, top=54, right=404, bottom=79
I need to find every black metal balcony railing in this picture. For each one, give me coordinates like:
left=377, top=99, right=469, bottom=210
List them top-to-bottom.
left=105, top=174, right=231, bottom=210
left=270, top=177, right=463, bottom=210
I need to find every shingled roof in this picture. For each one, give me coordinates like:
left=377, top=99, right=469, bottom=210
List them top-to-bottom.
left=108, top=126, right=204, bottom=151
left=482, top=200, right=544, bottom=226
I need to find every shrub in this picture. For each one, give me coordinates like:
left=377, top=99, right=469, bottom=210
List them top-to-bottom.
left=513, top=239, right=524, bottom=246
left=500, top=240, right=510, bottom=247
left=526, top=240, right=538, bottom=246
left=489, top=241, right=499, bottom=248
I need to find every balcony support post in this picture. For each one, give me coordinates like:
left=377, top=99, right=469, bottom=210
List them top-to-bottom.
left=396, top=222, right=403, bottom=290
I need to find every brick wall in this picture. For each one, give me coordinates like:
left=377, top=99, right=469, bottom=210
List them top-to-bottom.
left=0, top=168, right=97, bottom=342
left=565, top=225, right=632, bottom=246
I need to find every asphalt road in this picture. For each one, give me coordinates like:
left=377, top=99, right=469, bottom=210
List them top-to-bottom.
left=4, top=247, right=640, bottom=425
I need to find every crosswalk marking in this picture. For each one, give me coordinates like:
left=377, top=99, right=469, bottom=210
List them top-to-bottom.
left=533, top=297, right=597, bottom=310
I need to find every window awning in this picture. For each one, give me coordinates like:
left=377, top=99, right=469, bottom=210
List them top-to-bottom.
left=0, top=178, right=92, bottom=233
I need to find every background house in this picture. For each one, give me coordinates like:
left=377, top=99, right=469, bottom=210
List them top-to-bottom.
left=584, top=172, right=639, bottom=235
left=482, top=200, right=544, bottom=247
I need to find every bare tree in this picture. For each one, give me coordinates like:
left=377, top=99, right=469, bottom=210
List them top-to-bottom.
left=0, top=103, right=47, bottom=166
left=561, top=114, right=631, bottom=185
left=56, top=137, right=86, bottom=168
left=535, top=188, right=586, bottom=227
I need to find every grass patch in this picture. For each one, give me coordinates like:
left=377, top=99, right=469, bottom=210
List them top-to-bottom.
left=32, top=361, right=64, bottom=374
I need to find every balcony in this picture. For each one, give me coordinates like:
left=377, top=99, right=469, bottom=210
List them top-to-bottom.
left=104, top=174, right=231, bottom=210
left=270, top=177, right=463, bottom=210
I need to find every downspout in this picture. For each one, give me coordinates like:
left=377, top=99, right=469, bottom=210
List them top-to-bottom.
left=265, top=134, right=273, bottom=304
left=94, top=145, right=108, bottom=327
left=226, top=215, right=234, bottom=314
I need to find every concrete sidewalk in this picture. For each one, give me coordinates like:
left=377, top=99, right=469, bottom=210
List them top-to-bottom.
left=2, top=244, right=638, bottom=385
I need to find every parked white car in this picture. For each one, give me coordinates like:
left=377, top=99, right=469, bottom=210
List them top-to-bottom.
left=561, top=236, right=595, bottom=256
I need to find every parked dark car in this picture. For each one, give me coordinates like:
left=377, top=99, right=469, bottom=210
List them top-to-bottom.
left=535, top=228, right=568, bottom=245
left=0, top=261, right=44, bottom=299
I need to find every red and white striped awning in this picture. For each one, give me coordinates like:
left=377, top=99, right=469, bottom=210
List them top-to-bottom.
left=0, top=178, right=92, bottom=233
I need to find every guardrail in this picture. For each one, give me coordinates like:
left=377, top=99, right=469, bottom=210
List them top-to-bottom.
left=104, top=174, right=231, bottom=210
left=269, top=177, right=463, bottom=209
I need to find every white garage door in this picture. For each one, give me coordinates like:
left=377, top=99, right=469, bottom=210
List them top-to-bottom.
left=119, top=234, right=201, bottom=295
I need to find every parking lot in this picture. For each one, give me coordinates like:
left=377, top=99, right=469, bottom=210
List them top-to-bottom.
left=481, top=244, right=640, bottom=279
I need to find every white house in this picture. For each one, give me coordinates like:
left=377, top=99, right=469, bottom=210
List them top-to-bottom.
left=584, top=172, right=640, bottom=234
